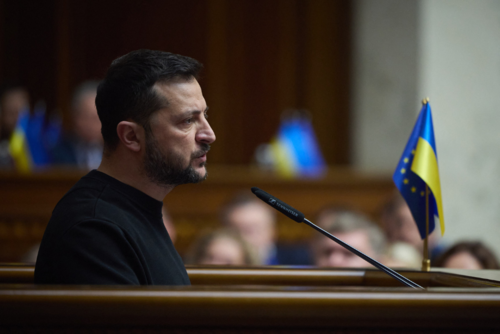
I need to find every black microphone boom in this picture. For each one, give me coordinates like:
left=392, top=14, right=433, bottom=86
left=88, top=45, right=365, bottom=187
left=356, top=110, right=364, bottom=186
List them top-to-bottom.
left=251, top=187, right=424, bottom=290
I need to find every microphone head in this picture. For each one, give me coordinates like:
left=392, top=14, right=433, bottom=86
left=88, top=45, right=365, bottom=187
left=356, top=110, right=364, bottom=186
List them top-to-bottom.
left=250, top=186, right=304, bottom=223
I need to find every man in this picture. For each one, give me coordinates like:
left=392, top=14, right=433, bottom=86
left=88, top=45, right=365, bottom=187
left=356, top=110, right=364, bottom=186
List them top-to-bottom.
left=35, top=50, right=215, bottom=285
left=51, top=81, right=104, bottom=170
left=0, top=84, right=30, bottom=168
left=380, top=192, right=444, bottom=261
left=221, top=194, right=311, bottom=265
left=311, top=208, right=386, bottom=268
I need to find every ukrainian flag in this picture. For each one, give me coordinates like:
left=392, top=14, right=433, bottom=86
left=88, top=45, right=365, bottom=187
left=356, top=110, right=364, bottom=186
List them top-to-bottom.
left=393, top=100, right=445, bottom=238
left=8, top=108, right=32, bottom=173
left=270, top=113, right=326, bottom=178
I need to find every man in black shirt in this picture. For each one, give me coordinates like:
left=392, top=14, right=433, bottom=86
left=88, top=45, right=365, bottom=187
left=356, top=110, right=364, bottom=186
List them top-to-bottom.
left=35, top=50, right=216, bottom=285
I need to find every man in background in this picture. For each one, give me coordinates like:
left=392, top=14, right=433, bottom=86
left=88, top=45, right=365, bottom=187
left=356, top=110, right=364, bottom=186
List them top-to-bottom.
left=51, top=81, right=103, bottom=170
left=0, top=84, right=30, bottom=168
left=380, top=192, right=444, bottom=261
left=221, top=194, right=310, bottom=265
left=311, top=208, right=386, bottom=268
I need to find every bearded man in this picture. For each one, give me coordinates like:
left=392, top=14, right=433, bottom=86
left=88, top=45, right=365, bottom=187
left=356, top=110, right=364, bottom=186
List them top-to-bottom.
left=35, top=50, right=216, bottom=285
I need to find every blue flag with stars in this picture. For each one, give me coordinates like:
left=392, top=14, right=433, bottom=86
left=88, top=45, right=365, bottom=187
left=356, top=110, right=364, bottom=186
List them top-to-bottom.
left=393, top=101, right=445, bottom=239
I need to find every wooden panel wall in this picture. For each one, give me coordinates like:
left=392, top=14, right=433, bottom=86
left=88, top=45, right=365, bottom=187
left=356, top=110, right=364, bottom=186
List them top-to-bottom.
left=0, top=0, right=351, bottom=165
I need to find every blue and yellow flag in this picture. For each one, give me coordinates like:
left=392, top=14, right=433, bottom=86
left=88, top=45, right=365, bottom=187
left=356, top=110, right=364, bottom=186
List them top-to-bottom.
left=393, top=100, right=445, bottom=238
left=8, top=108, right=32, bottom=173
left=270, top=113, right=326, bottom=178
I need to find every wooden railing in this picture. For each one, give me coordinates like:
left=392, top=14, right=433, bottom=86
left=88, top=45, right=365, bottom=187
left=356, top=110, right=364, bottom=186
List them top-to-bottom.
left=1, top=266, right=500, bottom=333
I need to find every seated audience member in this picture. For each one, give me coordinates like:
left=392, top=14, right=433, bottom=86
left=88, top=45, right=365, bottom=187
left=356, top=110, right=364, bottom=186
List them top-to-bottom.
left=51, top=81, right=103, bottom=170
left=0, top=84, right=30, bottom=168
left=380, top=192, right=444, bottom=260
left=221, top=194, right=311, bottom=265
left=311, top=209, right=386, bottom=268
left=185, top=229, right=256, bottom=265
left=434, top=241, right=500, bottom=270
left=384, top=242, right=422, bottom=269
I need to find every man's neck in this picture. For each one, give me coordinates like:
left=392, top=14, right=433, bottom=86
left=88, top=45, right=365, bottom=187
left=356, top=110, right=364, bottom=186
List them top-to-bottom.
left=97, top=155, right=175, bottom=201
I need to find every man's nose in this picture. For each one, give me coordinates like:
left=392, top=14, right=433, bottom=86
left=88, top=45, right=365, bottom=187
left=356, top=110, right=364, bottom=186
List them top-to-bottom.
left=197, top=119, right=216, bottom=144
left=328, top=252, right=346, bottom=268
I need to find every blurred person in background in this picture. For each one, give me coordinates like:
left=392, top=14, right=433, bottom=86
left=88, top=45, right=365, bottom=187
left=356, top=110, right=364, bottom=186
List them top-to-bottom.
left=51, top=81, right=103, bottom=170
left=0, top=84, right=30, bottom=168
left=380, top=192, right=444, bottom=260
left=221, top=193, right=311, bottom=265
left=311, top=208, right=386, bottom=268
left=185, top=228, right=256, bottom=265
left=434, top=241, right=500, bottom=270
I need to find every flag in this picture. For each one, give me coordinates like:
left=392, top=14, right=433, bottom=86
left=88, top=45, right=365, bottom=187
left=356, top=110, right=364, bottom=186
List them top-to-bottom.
left=393, top=100, right=445, bottom=239
left=26, top=102, right=51, bottom=167
left=8, top=108, right=32, bottom=173
left=270, top=112, right=326, bottom=178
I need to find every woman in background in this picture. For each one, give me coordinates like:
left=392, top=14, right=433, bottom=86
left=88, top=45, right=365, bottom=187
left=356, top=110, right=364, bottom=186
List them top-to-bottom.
left=185, top=229, right=257, bottom=266
left=434, top=241, right=500, bottom=270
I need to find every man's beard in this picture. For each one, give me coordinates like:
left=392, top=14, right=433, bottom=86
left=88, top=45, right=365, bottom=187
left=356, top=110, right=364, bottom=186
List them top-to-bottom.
left=143, top=131, right=210, bottom=187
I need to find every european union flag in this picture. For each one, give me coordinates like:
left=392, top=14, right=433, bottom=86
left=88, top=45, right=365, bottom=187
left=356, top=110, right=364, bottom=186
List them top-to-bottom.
left=393, top=100, right=445, bottom=239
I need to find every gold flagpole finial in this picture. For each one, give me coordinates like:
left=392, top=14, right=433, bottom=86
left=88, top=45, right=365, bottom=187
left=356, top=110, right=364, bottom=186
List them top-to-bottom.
left=422, top=97, right=430, bottom=105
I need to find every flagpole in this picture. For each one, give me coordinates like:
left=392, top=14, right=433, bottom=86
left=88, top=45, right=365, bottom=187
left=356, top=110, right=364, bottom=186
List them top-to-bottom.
left=421, top=97, right=431, bottom=272
left=422, top=184, right=431, bottom=271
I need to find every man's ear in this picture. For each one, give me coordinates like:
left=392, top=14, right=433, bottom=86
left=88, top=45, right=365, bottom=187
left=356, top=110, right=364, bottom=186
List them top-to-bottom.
left=116, top=121, right=144, bottom=152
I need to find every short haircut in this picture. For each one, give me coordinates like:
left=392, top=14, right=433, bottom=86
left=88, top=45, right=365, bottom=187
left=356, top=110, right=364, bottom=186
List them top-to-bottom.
left=95, top=49, right=203, bottom=151
left=71, top=81, right=100, bottom=114
left=314, top=209, right=387, bottom=256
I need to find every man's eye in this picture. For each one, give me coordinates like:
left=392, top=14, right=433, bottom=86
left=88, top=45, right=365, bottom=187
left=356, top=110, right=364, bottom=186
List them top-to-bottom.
left=204, top=112, right=209, bottom=119
left=185, top=118, right=193, bottom=124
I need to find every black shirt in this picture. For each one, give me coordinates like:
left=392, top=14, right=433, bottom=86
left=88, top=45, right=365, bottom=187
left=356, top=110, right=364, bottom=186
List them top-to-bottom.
left=34, top=170, right=190, bottom=285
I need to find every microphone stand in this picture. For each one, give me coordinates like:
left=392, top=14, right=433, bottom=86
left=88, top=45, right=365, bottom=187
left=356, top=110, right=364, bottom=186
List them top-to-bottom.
left=251, top=187, right=424, bottom=290
left=303, top=218, right=424, bottom=290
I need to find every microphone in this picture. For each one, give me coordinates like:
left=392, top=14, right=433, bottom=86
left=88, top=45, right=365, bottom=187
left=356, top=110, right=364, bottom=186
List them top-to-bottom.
left=251, top=187, right=424, bottom=290
left=251, top=187, right=304, bottom=223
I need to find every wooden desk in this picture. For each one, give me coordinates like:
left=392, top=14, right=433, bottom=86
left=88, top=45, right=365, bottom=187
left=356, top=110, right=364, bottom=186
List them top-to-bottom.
left=0, top=165, right=394, bottom=261
left=1, top=264, right=500, bottom=288
left=1, top=267, right=500, bottom=333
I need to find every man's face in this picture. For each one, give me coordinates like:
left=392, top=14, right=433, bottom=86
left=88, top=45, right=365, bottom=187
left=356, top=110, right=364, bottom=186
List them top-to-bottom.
left=143, top=79, right=215, bottom=187
left=73, top=92, right=102, bottom=144
left=227, top=202, right=276, bottom=250
left=386, top=204, right=422, bottom=250
left=314, top=230, right=375, bottom=268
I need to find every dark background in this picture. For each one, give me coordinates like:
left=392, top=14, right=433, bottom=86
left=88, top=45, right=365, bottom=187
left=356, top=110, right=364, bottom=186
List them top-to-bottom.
left=0, top=0, right=351, bottom=166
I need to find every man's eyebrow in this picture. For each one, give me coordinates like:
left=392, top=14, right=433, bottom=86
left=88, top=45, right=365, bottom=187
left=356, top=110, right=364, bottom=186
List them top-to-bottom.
left=177, top=107, right=209, bottom=119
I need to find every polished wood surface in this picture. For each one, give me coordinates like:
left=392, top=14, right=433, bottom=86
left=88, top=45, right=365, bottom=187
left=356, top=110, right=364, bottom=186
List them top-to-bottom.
left=0, top=166, right=394, bottom=262
left=2, top=264, right=500, bottom=288
left=1, top=267, right=500, bottom=332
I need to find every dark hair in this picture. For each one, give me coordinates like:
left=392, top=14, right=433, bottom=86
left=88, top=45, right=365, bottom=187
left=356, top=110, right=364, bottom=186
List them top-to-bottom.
left=95, top=49, right=203, bottom=151
left=434, top=241, right=500, bottom=269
